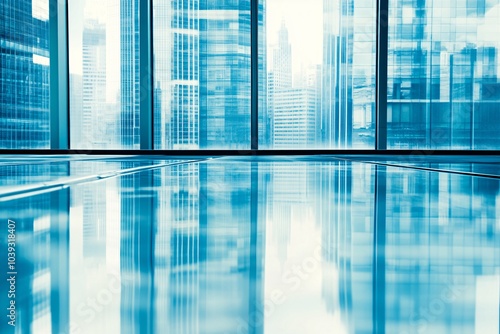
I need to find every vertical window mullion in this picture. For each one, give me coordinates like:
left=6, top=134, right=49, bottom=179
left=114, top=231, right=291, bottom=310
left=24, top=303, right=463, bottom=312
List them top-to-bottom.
left=50, top=0, right=69, bottom=149
left=140, top=0, right=154, bottom=150
left=251, top=0, right=259, bottom=150
left=376, top=0, right=389, bottom=150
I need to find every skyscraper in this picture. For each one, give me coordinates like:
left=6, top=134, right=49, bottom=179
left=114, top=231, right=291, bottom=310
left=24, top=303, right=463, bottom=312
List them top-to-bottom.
left=0, top=0, right=50, bottom=148
left=120, top=0, right=141, bottom=148
left=153, top=0, right=266, bottom=149
left=154, top=0, right=200, bottom=149
left=321, top=0, right=376, bottom=149
left=321, top=0, right=354, bottom=148
left=387, top=0, right=500, bottom=149
left=199, top=1, right=251, bottom=149
left=82, top=20, right=107, bottom=147
left=267, top=21, right=292, bottom=148
left=272, top=21, right=292, bottom=90
left=268, top=23, right=318, bottom=148
left=273, top=87, right=317, bottom=148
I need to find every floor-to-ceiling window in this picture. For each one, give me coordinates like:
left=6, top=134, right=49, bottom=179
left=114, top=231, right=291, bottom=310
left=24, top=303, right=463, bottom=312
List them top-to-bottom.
left=0, top=0, right=51, bottom=148
left=2, top=0, right=500, bottom=151
left=68, top=0, right=141, bottom=150
left=152, top=0, right=266, bottom=150
left=261, top=0, right=376, bottom=149
left=388, top=0, right=500, bottom=149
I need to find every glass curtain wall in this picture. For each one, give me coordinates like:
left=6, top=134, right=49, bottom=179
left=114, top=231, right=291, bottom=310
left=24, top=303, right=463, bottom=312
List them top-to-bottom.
left=0, top=0, right=51, bottom=148
left=69, top=0, right=140, bottom=149
left=153, top=0, right=264, bottom=150
left=261, top=0, right=376, bottom=149
left=387, top=0, right=500, bottom=149
left=4, top=1, right=500, bottom=150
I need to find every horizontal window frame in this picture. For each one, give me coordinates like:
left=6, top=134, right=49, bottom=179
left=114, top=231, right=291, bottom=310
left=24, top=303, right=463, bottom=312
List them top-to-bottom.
left=2, top=149, right=500, bottom=157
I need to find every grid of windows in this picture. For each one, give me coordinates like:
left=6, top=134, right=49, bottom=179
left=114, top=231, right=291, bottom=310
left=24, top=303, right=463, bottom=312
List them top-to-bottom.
left=0, top=0, right=50, bottom=148
left=153, top=0, right=259, bottom=149
left=388, top=0, right=500, bottom=149
left=2, top=1, right=500, bottom=150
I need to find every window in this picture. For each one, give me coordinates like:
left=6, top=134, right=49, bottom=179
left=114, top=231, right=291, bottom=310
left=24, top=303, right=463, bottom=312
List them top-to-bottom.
left=0, top=0, right=51, bottom=148
left=2, top=0, right=500, bottom=151
left=69, top=0, right=140, bottom=149
left=153, top=0, right=257, bottom=149
left=261, top=0, right=376, bottom=149
left=388, top=0, right=500, bottom=149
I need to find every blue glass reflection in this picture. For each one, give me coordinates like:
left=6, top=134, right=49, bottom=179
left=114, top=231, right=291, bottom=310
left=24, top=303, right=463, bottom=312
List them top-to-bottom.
left=0, top=157, right=499, bottom=333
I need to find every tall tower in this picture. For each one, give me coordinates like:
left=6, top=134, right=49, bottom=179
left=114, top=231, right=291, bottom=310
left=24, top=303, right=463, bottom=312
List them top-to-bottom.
left=0, top=0, right=50, bottom=148
left=120, top=0, right=140, bottom=148
left=154, top=0, right=266, bottom=149
left=154, top=0, right=200, bottom=149
left=199, top=0, right=254, bottom=149
left=321, top=0, right=354, bottom=148
left=82, top=20, right=107, bottom=147
left=268, top=21, right=293, bottom=147
left=272, top=21, right=293, bottom=90
left=269, top=22, right=317, bottom=148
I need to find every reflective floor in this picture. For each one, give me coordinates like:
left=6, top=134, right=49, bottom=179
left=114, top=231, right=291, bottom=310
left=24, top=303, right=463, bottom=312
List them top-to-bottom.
left=0, top=155, right=499, bottom=334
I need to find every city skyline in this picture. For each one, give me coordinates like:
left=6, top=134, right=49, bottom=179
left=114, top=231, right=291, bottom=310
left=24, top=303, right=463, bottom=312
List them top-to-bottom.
left=3, top=0, right=500, bottom=150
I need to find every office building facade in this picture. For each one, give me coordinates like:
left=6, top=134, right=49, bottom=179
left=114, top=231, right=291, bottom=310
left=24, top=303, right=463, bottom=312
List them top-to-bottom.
left=0, top=0, right=50, bottom=148
left=120, top=0, right=141, bottom=148
left=153, top=0, right=266, bottom=149
left=321, top=0, right=376, bottom=149
left=388, top=0, right=500, bottom=149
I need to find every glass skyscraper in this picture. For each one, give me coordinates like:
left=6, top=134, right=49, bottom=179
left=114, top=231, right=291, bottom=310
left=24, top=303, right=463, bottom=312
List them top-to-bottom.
left=0, top=0, right=50, bottom=149
left=120, top=0, right=141, bottom=149
left=153, top=0, right=200, bottom=149
left=154, top=0, right=265, bottom=149
left=199, top=0, right=251, bottom=149
left=320, top=0, right=376, bottom=149
left=387, top=0, right=500, bottom=149
left=82, top=21, right=107, bottom=147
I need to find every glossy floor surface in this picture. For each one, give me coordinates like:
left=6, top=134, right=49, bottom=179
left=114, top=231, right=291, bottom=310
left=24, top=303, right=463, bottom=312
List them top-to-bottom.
left=0, top=155, right=499, bottom=334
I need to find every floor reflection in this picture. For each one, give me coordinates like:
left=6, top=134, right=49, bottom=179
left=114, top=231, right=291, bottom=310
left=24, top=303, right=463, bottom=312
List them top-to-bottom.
left=0, top=157, right=498, bottom=333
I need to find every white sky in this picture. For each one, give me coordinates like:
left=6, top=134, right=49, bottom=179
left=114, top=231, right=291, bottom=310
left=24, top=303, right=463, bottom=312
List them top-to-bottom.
left=266, top=0, right=324, bottom=74
left=478, top=4, right=500, bottom=77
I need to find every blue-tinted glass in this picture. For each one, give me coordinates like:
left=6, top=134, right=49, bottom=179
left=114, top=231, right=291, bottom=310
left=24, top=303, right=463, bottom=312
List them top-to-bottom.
left=0, top=0, right=50, bottom=148
left=69, top=0, right=140, bottom=149
left=153, top=0, right=258, bottom=149
left=261, top=0, right=376, bottom=149
left=388, top=0, right=500, bottom=149
left=1, top=156, right=499, bottom=333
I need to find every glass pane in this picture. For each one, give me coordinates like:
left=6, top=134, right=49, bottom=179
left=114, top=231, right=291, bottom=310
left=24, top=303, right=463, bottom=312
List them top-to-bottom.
left=0, top=0, right=51, bottom=148
left=69, top=0, right=140, bottom=149
left=153, top=0, right=256, bottom=149
left=261, top=0, right=376, bottom=149
left=388, top=0, right=500, bottom=149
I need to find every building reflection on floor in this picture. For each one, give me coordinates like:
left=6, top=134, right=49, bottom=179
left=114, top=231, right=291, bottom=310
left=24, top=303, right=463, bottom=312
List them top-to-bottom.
left=0, top=157, right=498, bottom=333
